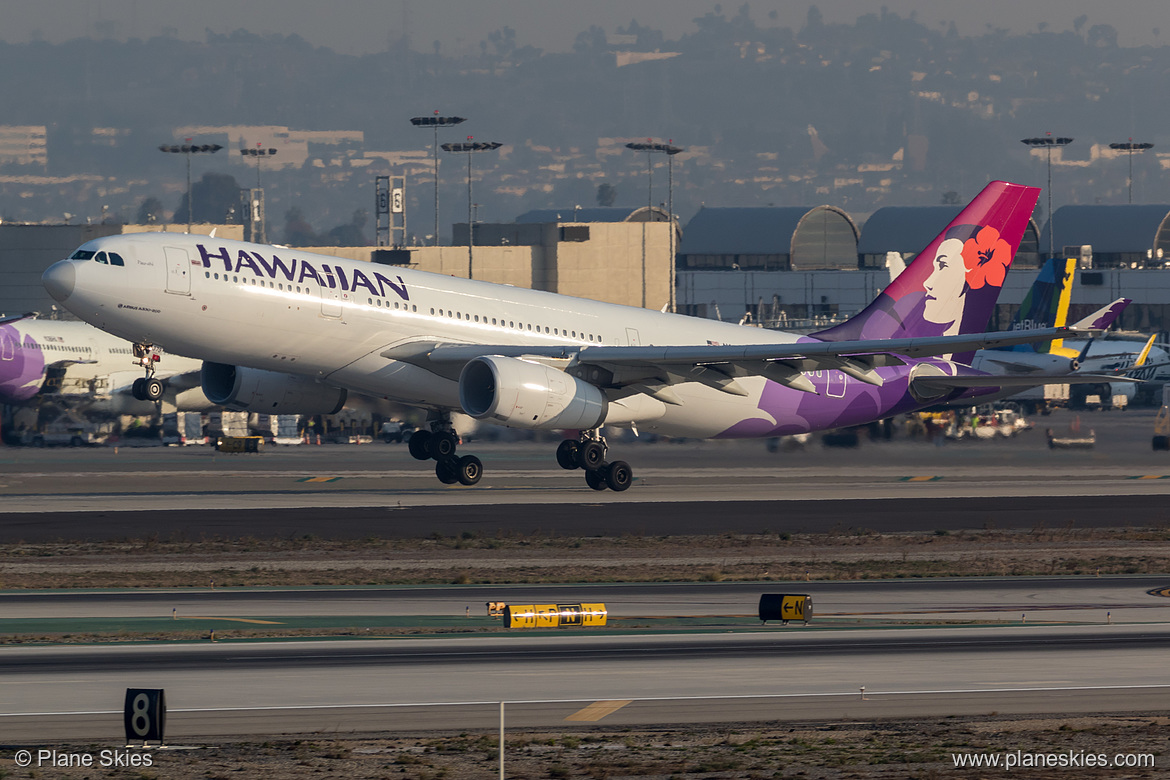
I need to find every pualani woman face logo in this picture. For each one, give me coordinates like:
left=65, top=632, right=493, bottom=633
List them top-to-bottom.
left=922, top=225, right=1012, bottom=335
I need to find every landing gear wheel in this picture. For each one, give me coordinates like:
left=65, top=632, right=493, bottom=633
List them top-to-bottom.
left=131, top=377, right=147, bottom=401
left=143, top=377, right=164, bottom=401
left=408, top=430, right=432, bottom=460
left=428, top=430, right=458, bottom=460
left=556, top=439, right=580, bottom=470
left=579, top=440, right=605, bottom=470
left=454, top=454, right=483, bottom=486
left=435, top=458, right=459, bottom=484
left=604, top=460, right=633, bottom=492
left=585, top=468, right=607, bottom=491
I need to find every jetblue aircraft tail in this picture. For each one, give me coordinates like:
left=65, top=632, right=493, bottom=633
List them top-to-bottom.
left=814, top=181, right=1040, bottom=364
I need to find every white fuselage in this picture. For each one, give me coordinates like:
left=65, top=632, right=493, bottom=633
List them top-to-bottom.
left=47, top=233, right=832, bottom=438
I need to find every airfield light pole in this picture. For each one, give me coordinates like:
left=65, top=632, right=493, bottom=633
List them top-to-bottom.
left=411, top=113, right=467, bottom=245
left=1021, top=134, right=1073, bottom=260
left=441, top=138, right=502, bottom=280
left=159, top=140, right=223, bottom=233
left=1108, top=140, right=1154, bottom=204
left=626, top=141, right=684, bottom=310
left=240, top=143, right=278, bottom=243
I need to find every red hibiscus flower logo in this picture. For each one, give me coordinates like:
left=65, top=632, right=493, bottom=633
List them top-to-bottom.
left=961, top=226, right=1011, bottom=289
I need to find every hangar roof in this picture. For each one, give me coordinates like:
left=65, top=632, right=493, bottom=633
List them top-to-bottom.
left=1040, top=204, right=1170, bottom=254
left=679, top=206, right=857, bottom=255
left=856, top=206, right=963, bottom=254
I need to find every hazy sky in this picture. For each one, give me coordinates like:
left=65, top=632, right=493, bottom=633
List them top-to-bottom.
left=6, top=0, right=1169, bottom=54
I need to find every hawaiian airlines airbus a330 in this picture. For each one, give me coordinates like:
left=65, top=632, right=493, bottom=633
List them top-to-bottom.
left=42, top=181, right=1129, bottom=490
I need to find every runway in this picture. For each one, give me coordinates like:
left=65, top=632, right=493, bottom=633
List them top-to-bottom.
left=2, top=409, right=1170, bottom=539
left=2, top=578, right=1169, bottom=740
left=3, top=624, right=1168, bottom=741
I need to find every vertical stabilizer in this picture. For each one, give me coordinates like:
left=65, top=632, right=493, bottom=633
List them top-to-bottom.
left=814, top=181, right=1040, bottom=365
left=1001, top=257, right=1077, bottom=355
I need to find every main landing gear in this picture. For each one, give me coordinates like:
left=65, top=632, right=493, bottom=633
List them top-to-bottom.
left=130, top=343, right=165, bottom=402
left=408, top=414, right=483, bottom=486
left=556, top=433, right=633, bottom=492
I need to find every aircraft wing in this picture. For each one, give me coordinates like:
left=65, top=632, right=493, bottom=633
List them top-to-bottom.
left=384, top=323, right=1104, bottom=398
left=911, top=373, right=1141, bottom=392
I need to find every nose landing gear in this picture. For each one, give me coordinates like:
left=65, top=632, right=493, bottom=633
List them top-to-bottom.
left=130, top=343, right=165, bottom=401
left=409, top=414, right=482, bottom=486
left=556, top=433, right=633, bottom=492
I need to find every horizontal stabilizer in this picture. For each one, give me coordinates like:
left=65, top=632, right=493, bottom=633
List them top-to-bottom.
left=1071, top=298, right=1130, bottom=331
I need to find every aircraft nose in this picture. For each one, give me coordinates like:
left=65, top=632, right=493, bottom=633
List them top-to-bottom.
left=42, top=261, right=76, bottom=303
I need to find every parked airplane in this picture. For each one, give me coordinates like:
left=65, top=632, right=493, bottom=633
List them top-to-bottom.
left=42, top=181, right=1128, bottom=490
left=973, top=256, right=1166, bottom=405
left=0, top=314, right=213, bottom=415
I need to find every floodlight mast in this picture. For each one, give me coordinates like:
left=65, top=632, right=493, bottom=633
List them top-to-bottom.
left=411, top=113, right=467, bottom=246
left=1020, top=134, right=1073, bottom=260
left=441, top=139, right=502, bottom=279
left=158, top=140, right=223, bottom=233
left=1108, top=140, right=1154, bottom=204
left=626, top=141, right=684, bottom=310
left=238, top=143, right=278, bottom=244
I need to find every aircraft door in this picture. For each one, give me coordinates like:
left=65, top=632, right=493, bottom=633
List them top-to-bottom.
left=164, top=247, right=191, bottom=295
left=321, top=285, right=342, bottom=319
left=625, top=328, right=641, bottom=346
left=0, top=329, right=14, bottom=361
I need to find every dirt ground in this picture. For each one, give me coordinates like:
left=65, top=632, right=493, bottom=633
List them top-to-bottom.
left=3, top=525, right=1170, bottom=590
left=13, top=715, right=1166, bottom=779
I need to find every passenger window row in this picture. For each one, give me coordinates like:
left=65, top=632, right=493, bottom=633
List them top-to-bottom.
left=201, top=270, right=601, bottom=343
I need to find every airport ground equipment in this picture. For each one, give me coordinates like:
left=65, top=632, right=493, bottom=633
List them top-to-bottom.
left=758, top=594, right=813, bottom=625
left=503, top=603, right=607, bottom=629
left=123, top=688, right=166, bottom=744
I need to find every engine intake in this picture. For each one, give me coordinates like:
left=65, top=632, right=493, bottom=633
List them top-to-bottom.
left=459, top=355, right=606, bottom=430
left=201, top=362, right=347, bottom=415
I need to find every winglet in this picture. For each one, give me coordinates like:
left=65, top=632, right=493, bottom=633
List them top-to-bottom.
left=1070, top=298, right=1130, bottom=333
left=1136, top=333, right=1157, bottom=367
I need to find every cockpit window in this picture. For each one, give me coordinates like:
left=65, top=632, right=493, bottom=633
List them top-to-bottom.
left=70, top=249, right=95, bottom=260
left=95, top=252, right=108, bottom=264
left=108, top=252, right=125, bottom=266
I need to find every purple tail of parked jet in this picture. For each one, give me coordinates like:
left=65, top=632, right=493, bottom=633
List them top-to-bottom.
left=814, top=181, right=1041, bottom=364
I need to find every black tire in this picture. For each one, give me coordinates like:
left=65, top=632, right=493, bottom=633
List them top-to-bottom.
left=131, top=377, right=146, bottom=401
left=144, top=377, right=164, bottom=401
left=408, top=430, right=432, bottom=460
left=428, top=430, right=458, bottom=460
left=32, top=435, right=44, bottom=448
left=70, top=436, right=83, bottom=447
left=1154, top=436, right=1170, bottom=451
left=556, top=439, right=580, bottom=470
left=580, top=440, right=605, bottom=470
left=455, top=454, right=483, bottom=486
left=435, top=458, right=459, bottom=484
left=604, top=460, right=633, bottom=492
left=584, top=468, right=607, bottom=491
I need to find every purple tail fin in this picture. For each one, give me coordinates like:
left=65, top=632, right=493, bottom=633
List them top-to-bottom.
left=814, top=181, right=1040, bottom=359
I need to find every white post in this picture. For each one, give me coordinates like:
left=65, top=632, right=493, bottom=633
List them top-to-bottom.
left=498, top=700, right=505, bottom=779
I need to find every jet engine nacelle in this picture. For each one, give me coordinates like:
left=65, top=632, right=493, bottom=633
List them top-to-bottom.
left=459, top=355, right=607, bottom=430
left=201, top=362, right=347, bottom=415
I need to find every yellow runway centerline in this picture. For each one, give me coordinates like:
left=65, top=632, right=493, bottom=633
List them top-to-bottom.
left=565, top=700, right=633, bottom=722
